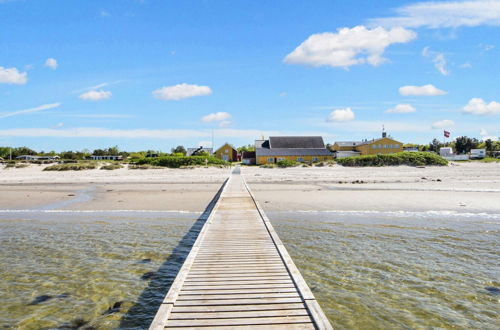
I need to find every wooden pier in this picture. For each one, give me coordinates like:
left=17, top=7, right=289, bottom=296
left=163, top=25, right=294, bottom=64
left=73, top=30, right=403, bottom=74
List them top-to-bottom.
left=150, top=169, right=332, bottom=329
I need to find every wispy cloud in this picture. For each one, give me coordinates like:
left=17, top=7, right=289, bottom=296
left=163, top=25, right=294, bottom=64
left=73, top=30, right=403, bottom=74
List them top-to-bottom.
left=368, top=1, right=500, bottom=29
left=422, top=47, right=450, bottom=75
left=44, top=58, right=58, bottom=70
left=72, top=81, right=122, bottom=94
left=79, top=90, right=112, bottom=101
left=0, top=103, right=61, bottom=119
left=385, top=104, right=416, bottom=113
left=65, top=114, right=134, bottom=119
left=431, top=119, right=455, bottom=129
left=0, top=127, right=335, bottom=140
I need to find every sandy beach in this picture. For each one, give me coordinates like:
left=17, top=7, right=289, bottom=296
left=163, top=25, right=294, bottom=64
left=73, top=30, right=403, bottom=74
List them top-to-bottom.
left=1, top=162, right=499, bottom=214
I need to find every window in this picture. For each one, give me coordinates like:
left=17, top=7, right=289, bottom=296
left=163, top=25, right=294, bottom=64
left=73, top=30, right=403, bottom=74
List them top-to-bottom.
left=372, top=144, right=377, bottom=149
left=384, top=144, right=388, bottom=148
left=394, top=144, right=399, bottom=148
left=224, top=149, right=228, bottom=153
left=267, top=157, right=274, bottom=163
left=277, top=157, right=285, bottom=161
left=297, top=157, right=304, bottom=162
left=312, top=157, right=319, bottom=162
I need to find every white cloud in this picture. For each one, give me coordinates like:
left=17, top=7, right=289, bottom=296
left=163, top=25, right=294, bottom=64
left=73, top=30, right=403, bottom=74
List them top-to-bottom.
left=368, top=1, right=500, bottom=29
left=284, top=25, right=416, bottom=69
left=422, top=47, right=449, bottom=75
left=44, top=58, right=58, bottom=70
left=460, top=62, right=472, bottom=68
left=0, top=66, right=27, bottom=84
left=152, top=83, right=212, bottom=101
left=399, top=84, right=447, bottom=96
left=79, top=90, right=112, bottom=101
left=463, top=98, right=500, bottom=115
left=0, top=103, right=61, bottom=119
left=386, top=104, right=416, bottom=113
left=327, top=108, right=355, bottom=122
left=201, top=112, right=231, bottom=123
left=431, top=119, right=455, bottom=129
left=53, top=122, right=64, bottom=128
left=480, top=128, right=489, bottom=136
left=480, top=129, right=498, bottom=141
left=198, top=140, right=213, bottom=148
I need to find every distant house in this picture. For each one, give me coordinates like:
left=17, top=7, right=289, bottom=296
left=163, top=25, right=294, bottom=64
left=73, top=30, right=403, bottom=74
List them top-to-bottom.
left=332, top=132, right=403, bottom=157
left=255, top=136, right=333, bottom=165
left=214, top=143, right=237, bottom=162
left=187, top=147, right=213, bottom=157
left=241, top=151, right=256, bottom=165
left=15, top=155, right=59, bottom=161
left=16, top=155, right=38, bottom=161
left=89, top=155, right=123, bottom=161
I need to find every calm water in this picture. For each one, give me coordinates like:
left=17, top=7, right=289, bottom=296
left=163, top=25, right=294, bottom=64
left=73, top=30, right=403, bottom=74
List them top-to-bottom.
left=0, top=210, right=499, bottom=329
left=269, top=210, right=500, bottom=329
left=0, top=211, right=201, bottom=329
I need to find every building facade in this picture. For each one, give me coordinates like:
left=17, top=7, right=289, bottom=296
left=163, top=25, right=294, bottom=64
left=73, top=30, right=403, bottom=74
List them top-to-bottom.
left=332, top=133, right=403, bottom=157
left=255, top=136, right=333, bottom=165
left=214, top=143, right=237, bottom=162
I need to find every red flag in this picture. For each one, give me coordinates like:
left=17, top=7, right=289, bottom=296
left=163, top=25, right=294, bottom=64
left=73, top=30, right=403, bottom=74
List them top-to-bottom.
left=444, top=130, right=450, bottom=138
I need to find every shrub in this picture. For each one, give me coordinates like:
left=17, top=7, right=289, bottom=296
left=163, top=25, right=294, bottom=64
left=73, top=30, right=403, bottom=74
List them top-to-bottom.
left=336, top=152, right=448, bottom=167
left=134, top=156, right=228, bottom=168
left=276, top=159, right=298, bottom=168
left=44, top=163, right=98, bottom=171
left=100, top=164, right=123, bottom=170
left=128, top=164, right=163, bottom=170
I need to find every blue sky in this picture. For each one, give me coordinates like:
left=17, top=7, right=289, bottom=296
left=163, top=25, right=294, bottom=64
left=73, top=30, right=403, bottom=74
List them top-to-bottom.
left=1, top=0, right=499, bottom=151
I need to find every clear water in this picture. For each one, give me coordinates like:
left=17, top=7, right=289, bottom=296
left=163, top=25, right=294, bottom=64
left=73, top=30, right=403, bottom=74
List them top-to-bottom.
left=1, top=210, right=499, bottom=329
left=0, top=211, right=201, bottom=329
left=268, top=211, right=500, bottom=329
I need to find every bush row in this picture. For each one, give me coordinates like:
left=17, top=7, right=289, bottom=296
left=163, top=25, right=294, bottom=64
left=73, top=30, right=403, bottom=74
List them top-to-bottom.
left=336, top=152, right=448, bottom=167
left=134, top=156, right=229, bottom=168
left=44, top=163, right=98, bottom=171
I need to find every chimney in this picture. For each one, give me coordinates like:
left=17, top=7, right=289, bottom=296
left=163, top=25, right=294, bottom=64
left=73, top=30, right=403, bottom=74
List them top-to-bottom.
left=382, top=124, right=387, bottom=138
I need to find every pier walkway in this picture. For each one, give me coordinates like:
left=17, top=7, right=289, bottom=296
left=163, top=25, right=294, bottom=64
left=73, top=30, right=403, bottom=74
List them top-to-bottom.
left=150, top=168, right=332, bottom=329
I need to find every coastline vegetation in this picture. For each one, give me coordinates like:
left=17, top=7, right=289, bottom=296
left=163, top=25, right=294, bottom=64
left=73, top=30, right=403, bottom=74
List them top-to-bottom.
left=336, top=152, right=448, bottom=167
left=134, top=156, right=228, bottom=168
left=44, top=163, right=98, bottom=171
left=100, top=164, right=123, bottom=170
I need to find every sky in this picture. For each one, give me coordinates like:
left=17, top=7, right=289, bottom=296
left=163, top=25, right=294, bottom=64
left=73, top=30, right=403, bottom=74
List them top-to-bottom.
left=1, top=0, right=499, bottom=152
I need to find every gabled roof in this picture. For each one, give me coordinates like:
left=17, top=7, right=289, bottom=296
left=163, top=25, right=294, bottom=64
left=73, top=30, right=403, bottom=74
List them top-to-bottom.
left=268, top=136, right=325, bottom=149
left=215, top=143, right=236, bottom=153
left=256, top=148, right=332, bottom=157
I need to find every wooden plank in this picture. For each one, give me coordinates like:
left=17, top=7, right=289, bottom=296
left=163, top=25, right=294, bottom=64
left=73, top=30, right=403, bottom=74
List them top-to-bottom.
left=180, top=288, right=297, bottom=295
left=177, top=293, right=300, bottom=300
left=173, top=297, right=304, bottom=306
left=171, top=303, right=308, bottom=313
left=169, top=309, right=309, bottom=319
left=165, top=316, right=313, bottom=327
left=165, top=324, right=315, bottom=330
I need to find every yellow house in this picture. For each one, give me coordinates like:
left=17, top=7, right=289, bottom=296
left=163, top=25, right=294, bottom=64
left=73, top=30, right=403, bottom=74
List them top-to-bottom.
left=332, top=133, right=403, bottom=157
left=255, top=136, right=333, bottom=165
left=214, top=143, right=237, bottom=162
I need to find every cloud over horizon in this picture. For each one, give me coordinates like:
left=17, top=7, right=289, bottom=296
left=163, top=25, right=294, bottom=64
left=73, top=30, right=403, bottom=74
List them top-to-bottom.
left=284, top=26, right=416, bottom=69
left=431, top=119, right=455, bottom=129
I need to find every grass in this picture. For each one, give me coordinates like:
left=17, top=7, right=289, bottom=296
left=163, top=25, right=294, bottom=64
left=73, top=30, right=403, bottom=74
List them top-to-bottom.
left=336, top=152, right=448, bottom=167
left=481, top=157, right=500, bottom=163
left=44, top=163, right=98, bottom=171
left=100, top=164, right=123, bottom=170
left=128, top=164, right=164, bottom=170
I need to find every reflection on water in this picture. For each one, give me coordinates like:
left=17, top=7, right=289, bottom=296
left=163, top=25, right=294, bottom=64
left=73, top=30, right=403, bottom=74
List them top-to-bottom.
left=0, top=211, right=198, bottom=329
left=268, top=211, right=500, bottom=329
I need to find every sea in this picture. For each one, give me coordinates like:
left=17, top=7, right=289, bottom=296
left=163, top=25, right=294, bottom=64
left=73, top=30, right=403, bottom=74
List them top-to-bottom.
left=0, top=209, right=498, bottom=329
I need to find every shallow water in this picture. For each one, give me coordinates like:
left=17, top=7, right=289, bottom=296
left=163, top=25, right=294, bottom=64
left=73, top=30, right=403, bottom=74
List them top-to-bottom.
left=1, top=209, right=499, bottom=329
left=0, top=211, right=200, bottom=329
left=268, top=211, right=500, bottom=329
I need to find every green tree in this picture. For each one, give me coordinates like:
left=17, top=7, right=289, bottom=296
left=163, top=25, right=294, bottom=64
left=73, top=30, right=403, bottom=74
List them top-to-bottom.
left=455, top=136, right=479, bottom=154
left=429, top=139, right=443, bottom=153
left=485, top=139, right=494, bottom=152
left=237, top=144, right=255, bottom=153
left=171, top=145, right=187, bottom=155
